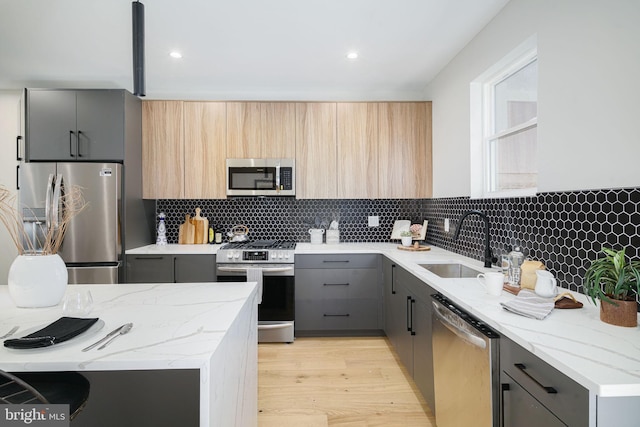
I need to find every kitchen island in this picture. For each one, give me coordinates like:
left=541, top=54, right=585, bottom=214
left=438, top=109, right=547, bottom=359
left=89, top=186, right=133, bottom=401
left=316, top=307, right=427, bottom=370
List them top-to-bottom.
left=0, top=282, right=258, bottom=427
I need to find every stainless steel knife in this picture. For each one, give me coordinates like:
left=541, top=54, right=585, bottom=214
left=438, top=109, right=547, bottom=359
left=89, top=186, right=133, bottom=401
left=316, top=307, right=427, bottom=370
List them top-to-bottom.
left=82, top=323, right=133, bottom=352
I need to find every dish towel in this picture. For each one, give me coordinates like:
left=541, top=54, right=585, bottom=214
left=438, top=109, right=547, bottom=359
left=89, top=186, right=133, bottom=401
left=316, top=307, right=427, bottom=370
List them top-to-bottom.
left=246, top=268, right=263, bottom=304
left=500, top=289, right=555, bottom=320
left=4, top=317, right=99, bottom=349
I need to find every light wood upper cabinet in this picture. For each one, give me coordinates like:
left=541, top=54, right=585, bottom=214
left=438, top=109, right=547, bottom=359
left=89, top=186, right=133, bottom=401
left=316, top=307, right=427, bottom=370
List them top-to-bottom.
left=142, top=101, right=184, bottom=199
left=184, top=102, right=226, bottom=199
left=226, top=102, right=261, bottom=158
left=227, top=102, right=295, bottom=159
left=262, top=102, right=295, bottom=158
left=378, top=102, right=432, bottom=199
left=295, top=103, right=337, bottom=199
left=337, top=103, right=378, bottom=199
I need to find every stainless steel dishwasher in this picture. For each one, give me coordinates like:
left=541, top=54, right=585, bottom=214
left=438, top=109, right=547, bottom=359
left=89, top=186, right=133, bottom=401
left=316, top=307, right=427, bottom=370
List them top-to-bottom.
left=431, top=293, right=500, bottom=427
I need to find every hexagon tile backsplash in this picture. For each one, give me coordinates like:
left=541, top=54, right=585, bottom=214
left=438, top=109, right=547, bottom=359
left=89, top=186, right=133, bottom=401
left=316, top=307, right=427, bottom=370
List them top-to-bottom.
left=157, top=186, right=640, bottom=295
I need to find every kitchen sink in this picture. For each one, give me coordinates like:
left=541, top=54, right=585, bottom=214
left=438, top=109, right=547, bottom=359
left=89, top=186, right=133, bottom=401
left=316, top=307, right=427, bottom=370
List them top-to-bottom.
left=418, top=263, right=483, bottom=278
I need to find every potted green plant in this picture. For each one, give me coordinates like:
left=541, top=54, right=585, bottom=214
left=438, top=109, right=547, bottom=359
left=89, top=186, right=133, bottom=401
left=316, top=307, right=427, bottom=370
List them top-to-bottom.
left=400, top=231, right=413, bottom=247
left=583, top=247, right=640, bottom=327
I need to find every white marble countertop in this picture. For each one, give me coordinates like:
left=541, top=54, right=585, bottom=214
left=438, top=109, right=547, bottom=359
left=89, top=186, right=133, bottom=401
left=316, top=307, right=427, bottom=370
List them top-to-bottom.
left=126, top=242, right=640, bottom=397
left=0, top=282, right=257, bottom=372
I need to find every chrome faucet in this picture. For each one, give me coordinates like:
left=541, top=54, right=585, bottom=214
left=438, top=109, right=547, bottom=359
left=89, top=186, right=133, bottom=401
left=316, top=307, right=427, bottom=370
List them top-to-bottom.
left=453, top=210, right=497, bottom=268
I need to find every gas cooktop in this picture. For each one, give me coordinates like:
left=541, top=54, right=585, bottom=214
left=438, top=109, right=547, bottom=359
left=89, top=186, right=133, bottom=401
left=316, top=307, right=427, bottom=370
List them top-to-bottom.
left=220, top=240, right=296, bottom=250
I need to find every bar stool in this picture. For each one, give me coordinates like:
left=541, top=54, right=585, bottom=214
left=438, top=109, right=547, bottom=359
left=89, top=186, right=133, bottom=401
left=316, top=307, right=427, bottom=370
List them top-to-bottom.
left=0, top=370, right=90, bottom=421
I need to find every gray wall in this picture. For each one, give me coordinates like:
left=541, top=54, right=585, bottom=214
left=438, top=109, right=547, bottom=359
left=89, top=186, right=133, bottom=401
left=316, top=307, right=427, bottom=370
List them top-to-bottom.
left=425, top=0, right=640, bottom=196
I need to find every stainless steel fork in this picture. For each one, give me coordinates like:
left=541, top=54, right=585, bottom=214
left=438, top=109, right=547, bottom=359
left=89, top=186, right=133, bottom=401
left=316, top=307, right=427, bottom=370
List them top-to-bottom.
left=0, top=326, right=19, bottom=339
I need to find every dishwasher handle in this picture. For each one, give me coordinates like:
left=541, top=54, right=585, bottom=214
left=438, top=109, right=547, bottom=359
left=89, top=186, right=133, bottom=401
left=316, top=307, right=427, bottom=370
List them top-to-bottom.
left=432, top=300, right=487, bottom=349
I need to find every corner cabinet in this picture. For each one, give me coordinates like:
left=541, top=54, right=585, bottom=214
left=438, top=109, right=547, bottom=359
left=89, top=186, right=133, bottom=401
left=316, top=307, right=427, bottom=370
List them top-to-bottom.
left=26, top=89, right=133, bottom=162
left=378, top=102, right=432, bottom=198
left=126, top=254, right=216, bottom=283
left=295, top=254, right=382, bottom=335
left=383, top=258, right=436, bottom=413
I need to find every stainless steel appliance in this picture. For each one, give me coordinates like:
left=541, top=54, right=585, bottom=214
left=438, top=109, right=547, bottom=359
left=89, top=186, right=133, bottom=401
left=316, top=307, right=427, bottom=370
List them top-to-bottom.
left=226, top=158, right=295, bottom=197
left=19, top=162, right=123, bottom=284
left=216, top=240, right=295, bottom=343
left=431, top=293, right=500, bottom=427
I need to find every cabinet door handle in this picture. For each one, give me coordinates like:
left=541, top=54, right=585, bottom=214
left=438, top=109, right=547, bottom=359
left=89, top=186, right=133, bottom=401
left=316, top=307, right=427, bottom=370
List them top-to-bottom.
left=69, top=130, right=76, bottom=157
left=77, top=130, right=84, bottom=157
left=16, top=136, right=23, bottom=161
left=134, top=256, right=164, bottom=260
left=173, top=256, right=177, bottom=283
left=322, top=260, right=350, bottom=263
left=391, top=264, right=396, bottom=294
left=323, top=283, right=349, bottom=286
left=406, top=296, right=412, bottom=332
left=410, top=297, right=416, bottom=335
left=323, top=314, right=350, bottom=317
left=514, top=363, right=557, bottom=394
left=501, top=383, right=510, bottom=426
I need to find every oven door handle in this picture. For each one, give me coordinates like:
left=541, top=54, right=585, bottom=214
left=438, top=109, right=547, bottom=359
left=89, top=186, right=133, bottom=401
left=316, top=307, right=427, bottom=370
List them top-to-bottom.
left=217, top=266, right=294, bottom=273
left=258, top=322, right=292, bottom=331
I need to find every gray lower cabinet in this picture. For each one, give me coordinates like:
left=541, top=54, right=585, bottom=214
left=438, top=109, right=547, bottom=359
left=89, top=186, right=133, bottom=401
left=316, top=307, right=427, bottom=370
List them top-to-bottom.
left=26, top=89, right=132, bottom=161
left=126, top=254, right=216, bottom=283
left=295, top=254, right=382, bottom=334
left=383, top=257, right=436, bottom=412
left=500, top=336, right=588, bottom=426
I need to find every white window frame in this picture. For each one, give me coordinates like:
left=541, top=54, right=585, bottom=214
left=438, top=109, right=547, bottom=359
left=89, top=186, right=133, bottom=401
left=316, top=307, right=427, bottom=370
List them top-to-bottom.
left=470, top=35, right=538, bottom=199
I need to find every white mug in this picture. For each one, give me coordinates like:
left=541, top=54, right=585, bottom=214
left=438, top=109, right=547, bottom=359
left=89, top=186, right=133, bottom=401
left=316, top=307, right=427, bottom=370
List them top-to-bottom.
left=535, top=270, right=557, bottom=297
left=477, top=272, right=504, bottom=296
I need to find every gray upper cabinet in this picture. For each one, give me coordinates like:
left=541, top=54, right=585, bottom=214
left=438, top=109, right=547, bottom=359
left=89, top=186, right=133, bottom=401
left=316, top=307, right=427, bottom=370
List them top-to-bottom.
left=26, top=89, right=127, bottom=161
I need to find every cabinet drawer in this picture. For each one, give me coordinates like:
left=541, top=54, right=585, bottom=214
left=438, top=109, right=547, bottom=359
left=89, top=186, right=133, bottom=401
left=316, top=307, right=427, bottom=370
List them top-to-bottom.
left=296, top=254, right=379, bottom=269
left=126, top=255, right=173, bottom=283
left=296, top=269, right=378, bottom=299
left=296, top=298, right=378, bottom=331
left=501, top=339, right=588, bottom=426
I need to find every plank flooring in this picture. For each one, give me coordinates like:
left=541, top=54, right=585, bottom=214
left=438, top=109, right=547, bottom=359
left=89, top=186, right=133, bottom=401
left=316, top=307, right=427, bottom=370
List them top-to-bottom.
left=258, top=337, right=436, bottom=426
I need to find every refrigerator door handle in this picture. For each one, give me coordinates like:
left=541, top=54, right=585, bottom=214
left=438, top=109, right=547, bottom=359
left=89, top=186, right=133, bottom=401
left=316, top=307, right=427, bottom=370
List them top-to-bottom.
left=45, top=173, right=55, bottom=230
left=51, top=174, right=63, bottom=230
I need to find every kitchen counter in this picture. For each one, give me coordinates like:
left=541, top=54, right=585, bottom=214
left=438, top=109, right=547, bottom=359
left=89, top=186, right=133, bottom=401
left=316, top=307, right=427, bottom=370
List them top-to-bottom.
left=127, top=242, right=640, bottom=398
left=0, top=282, right=258, bottom=427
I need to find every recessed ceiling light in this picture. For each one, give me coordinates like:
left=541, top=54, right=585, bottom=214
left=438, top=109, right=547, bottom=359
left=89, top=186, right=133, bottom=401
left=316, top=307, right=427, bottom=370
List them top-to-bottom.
left=169, top=51, right=183, bottom=59
left=346, top=51, right=359, bottom=60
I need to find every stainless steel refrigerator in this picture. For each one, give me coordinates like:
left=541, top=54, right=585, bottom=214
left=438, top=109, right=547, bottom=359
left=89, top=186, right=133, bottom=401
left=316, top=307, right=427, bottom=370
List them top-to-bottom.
left=19, top=162, right=122, bottom=284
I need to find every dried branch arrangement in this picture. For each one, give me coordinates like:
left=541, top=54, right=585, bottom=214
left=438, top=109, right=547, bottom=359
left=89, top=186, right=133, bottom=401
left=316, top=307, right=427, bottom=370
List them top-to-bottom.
left=0, top=185, right=87, bottom=255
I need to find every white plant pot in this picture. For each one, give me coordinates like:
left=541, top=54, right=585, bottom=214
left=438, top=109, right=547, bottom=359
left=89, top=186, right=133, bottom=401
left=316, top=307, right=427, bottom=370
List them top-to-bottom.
left=401, top=236, right=413, bottom=247
left=8, top=254, right=68, bottom=308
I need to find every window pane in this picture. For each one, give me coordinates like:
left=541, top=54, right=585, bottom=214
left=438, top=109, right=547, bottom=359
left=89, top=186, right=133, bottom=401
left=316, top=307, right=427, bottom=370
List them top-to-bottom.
left=494, top=59, right=538, bottom=133
left=489, top=125, right=537, bottom=191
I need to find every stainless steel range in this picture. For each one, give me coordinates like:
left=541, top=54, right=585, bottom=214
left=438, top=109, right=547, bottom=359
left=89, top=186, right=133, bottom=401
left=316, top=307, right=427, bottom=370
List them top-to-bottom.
left=216, top=240, right=296, bottom=343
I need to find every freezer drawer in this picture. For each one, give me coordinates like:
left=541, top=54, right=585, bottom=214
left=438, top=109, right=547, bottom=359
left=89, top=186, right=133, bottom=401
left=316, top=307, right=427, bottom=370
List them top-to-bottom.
left=67, top=265, right=119, bottom=284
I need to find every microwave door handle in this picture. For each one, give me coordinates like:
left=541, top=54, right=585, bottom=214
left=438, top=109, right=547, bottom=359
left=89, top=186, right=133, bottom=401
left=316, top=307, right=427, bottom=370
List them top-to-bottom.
left=275, top=164, right=280, bottom=190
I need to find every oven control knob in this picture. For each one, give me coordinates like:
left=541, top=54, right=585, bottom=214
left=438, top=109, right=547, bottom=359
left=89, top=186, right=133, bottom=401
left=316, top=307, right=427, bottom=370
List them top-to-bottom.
left=278, top=251, right=284, bottom=259
left=227, top=252, right=233, bottom=259
left=233, top=252, right=240, bottom=259
left=271, top=252, right=277, bottom=259
left=284, top=253, right=290, bottom=259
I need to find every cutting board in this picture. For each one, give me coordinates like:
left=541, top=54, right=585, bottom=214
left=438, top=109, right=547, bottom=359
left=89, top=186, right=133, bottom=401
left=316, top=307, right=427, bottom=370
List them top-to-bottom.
left=192, top=208, right=208, bottom=244
left=178, top=214, right=195, bottom=244
left=397, top=245, right=431, bottom=252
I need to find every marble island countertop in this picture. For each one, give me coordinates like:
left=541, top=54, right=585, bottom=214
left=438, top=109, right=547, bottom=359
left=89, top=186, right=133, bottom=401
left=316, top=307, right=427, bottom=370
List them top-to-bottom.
left=127, top=242, right=640, bottom=398
left=0, top=282, right=259, bottom=426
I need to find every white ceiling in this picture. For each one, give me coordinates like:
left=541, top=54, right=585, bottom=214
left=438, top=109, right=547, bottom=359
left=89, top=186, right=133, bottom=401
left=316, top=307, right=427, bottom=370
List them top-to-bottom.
left=0, top=0, right=510, bottom=100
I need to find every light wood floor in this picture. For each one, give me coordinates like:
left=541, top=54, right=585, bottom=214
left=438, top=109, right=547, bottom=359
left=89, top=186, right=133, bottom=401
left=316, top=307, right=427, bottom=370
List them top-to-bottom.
left=258, top=337, right=436, bottom=427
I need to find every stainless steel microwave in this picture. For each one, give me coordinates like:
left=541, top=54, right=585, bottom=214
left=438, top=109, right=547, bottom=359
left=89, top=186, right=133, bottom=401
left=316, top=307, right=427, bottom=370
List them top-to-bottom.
left=226, top=158, right=295, bottom=197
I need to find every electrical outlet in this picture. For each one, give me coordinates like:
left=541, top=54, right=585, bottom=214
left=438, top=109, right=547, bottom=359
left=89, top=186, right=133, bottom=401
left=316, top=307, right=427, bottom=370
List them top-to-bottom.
left=368, top=215, right=379, bottom=227
left=444, top=218, right=450, bottom=232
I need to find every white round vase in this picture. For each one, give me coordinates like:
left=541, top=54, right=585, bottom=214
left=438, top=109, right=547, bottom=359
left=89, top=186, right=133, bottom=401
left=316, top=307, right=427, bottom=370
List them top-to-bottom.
left=8, top=254, right=68, bottom=308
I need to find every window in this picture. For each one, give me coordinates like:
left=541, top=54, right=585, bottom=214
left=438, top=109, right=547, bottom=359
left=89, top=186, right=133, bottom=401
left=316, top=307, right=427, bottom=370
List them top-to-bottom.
left=470, top=36, right=538, bottom=198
